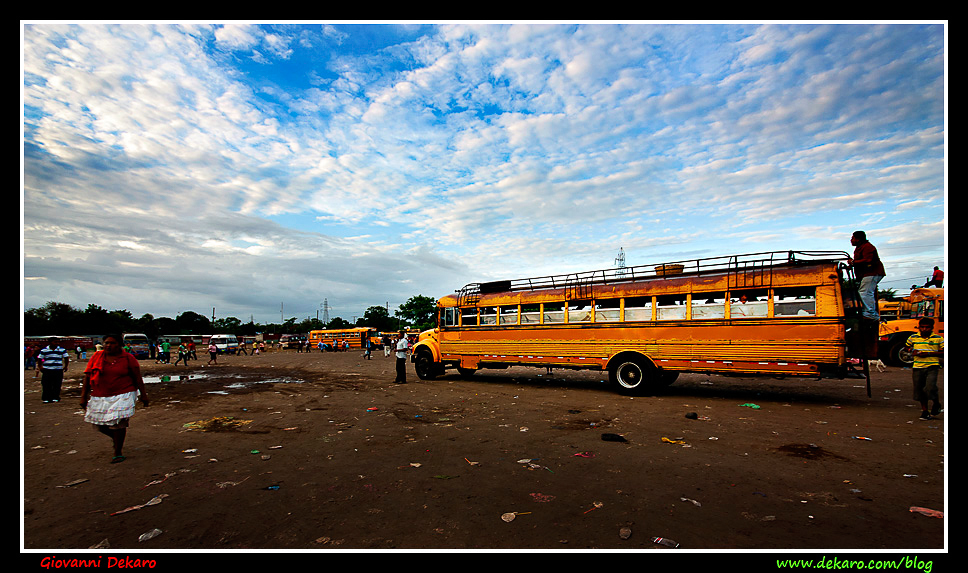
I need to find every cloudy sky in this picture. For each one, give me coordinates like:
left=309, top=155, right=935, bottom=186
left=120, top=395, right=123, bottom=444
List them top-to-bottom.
left=22, top=22, right=946, bottom=325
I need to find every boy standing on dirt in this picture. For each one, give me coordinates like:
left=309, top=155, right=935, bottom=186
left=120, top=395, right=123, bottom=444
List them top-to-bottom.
left=906, top=317, right=944, bottom=420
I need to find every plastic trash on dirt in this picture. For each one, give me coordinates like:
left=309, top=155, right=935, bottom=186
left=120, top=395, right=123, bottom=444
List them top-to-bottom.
left=183, top=416, right=252, bottom=432
left=909, top=506, right=943, bottom=518
left=138, top=529, right=163, bottom=542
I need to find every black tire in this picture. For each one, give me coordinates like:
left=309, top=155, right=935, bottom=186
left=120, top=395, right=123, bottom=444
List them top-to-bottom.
left=891, top=337, right=914, bottom=366
left=414, top=351, right=438, bottom=380
left=609, top=355, right=659, bottom=395
left=658, top=369, right=679, bottom=386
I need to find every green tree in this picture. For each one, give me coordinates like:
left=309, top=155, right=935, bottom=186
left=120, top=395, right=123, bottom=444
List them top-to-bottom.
left=395, top=295, right=437, bottom=331
left=358, top=305, right=394, bottom=331
left=175, top=311, right=211, bottom=334
left=213, top=316, right=242, bottom=334
left=327, top=316, right=351, bottom=329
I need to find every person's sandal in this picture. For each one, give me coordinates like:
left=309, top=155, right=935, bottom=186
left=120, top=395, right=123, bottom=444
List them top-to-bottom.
left=111, top=455, right=126, bottom=464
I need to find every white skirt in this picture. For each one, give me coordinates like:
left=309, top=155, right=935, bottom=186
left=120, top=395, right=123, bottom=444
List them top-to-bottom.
left=85, top=391, right=137, bottom=426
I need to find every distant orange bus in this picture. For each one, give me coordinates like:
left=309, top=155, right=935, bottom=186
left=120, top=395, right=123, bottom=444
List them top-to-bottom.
left=411, top=251, right=874, bottom=395
left=878, top=288, right=944, bottom=365
left=309, top=328, right=375, bottom=351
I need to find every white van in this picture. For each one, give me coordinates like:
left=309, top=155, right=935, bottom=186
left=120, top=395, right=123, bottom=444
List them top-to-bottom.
left=122, top=333, right=151, bottom=359
left=208, top=334, right=239, bottom=354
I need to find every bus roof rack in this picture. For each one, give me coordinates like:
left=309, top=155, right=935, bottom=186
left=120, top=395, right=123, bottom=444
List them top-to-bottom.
left=457, top=250, right=849, bottom=302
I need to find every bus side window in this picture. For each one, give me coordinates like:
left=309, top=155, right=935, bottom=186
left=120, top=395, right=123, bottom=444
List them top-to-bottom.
left=773, top=287, right=816, bottom=316
left=730, top=289, right=769, bottom=318
left=692, top=292, right=726, bottom=319
left=657, top=294, right=687, bottom=320
left=624, top=297, right=652, bottom=321
left=595, top=299, right=621, bottom=322
left=568, top=300, right=593, bottom=323
left=544, top=302, right=565, bottom=324
left=521, top=304, right=541, bottom=324
left=499, top=305, right=519, bottom=325
left=442, top=307, right=457, bottom=327
left=460, top=307, right=478, bottom=327
left=480, top=307, right=497, bottom=325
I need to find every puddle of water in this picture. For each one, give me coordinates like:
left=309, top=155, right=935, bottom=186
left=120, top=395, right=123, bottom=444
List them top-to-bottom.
left=144, top=373, right=303, bottom=394
left=143, top=374, right=209, bottom=384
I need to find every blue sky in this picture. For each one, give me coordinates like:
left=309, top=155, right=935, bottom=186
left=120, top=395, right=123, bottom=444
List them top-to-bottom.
left=22, top=22, right=947, bottom=325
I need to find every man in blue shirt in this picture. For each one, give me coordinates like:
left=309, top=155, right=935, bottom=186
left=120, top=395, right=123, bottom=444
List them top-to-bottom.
left=36, top=338, right=70, bottom=403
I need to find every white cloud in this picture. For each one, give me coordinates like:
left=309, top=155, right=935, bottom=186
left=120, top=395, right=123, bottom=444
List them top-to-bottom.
left=22, top=23, right=946, bottom=321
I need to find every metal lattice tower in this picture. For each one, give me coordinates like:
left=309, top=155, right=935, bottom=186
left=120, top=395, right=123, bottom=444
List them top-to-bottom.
left=615, top=247, right=627, bottom=277
left=322, top=299, right=330, bottom=324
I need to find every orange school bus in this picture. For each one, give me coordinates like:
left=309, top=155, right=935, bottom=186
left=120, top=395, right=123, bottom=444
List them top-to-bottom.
left=411, top=251, right=876, bottom=395
left=878, top=288, right=944, bottom=365
left=308, top=328, right=375, bottom=351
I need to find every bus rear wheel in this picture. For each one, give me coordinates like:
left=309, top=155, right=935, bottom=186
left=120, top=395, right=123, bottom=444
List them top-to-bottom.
left=609, top=356, right=659, bottom=395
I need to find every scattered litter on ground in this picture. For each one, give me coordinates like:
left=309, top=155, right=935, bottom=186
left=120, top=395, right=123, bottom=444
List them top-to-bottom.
left=739, top=403, right=761, bottom=409
left=183, top=416, right=252, bottom=432
left=601, top=433, right=627, bottom=442
left=141, top=472, right=175, bottom=489
left=216, top=477, right=249, bottom=489
left=57, top=479, right=89, bottom=488
left=530, top=493, right=555, bottom=503
left=111, top=494, right=169, bottom=516
left=680, top=497, right=702, bottom=507
left=909, top=506, right=943, bottom=518
left=138, top=529, right=163, bottom=542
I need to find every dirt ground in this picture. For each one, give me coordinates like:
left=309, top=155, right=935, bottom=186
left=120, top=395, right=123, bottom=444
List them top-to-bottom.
left=22, top=347, right=946, bottom=557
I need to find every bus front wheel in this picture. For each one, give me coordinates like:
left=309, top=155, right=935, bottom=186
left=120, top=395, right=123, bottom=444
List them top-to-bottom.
left=891, top=338, right=915, bottom=366
left=414, top=351, right=439, bottom=380
left=609, top=356, right=659, bottom=396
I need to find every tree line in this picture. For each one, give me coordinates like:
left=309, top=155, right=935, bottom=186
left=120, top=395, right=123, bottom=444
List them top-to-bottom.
left=23, top=296, right=439, bottom=339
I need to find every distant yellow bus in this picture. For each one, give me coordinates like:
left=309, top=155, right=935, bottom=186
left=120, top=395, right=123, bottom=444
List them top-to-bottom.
left=411, top=251, right=874, bottom=395
left=878, top=288, right=944, bottom=365
left=309, top=328, right=375, bottom=351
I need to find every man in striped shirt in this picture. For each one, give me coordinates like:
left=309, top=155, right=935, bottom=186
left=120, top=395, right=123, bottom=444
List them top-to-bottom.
left=905, top=318, right=944, bottom=420
left=36, top=338, right=70, bottom=403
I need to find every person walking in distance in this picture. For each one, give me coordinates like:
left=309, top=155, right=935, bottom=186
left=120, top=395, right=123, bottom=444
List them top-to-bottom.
left=394, top=331, right=410, bottom=384
left=36, top=337, right=70, bottom=403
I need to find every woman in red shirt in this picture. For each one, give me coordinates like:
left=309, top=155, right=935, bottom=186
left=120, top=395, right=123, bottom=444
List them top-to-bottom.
left=80, top=334, right=149, bottom=463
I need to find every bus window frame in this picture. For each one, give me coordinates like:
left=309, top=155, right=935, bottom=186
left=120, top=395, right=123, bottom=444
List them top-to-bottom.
left=729, top=289, right=769, bottom=319
left=692, top=292, right=727, bottom=320
left=623, top=296, right=654, bottom=322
